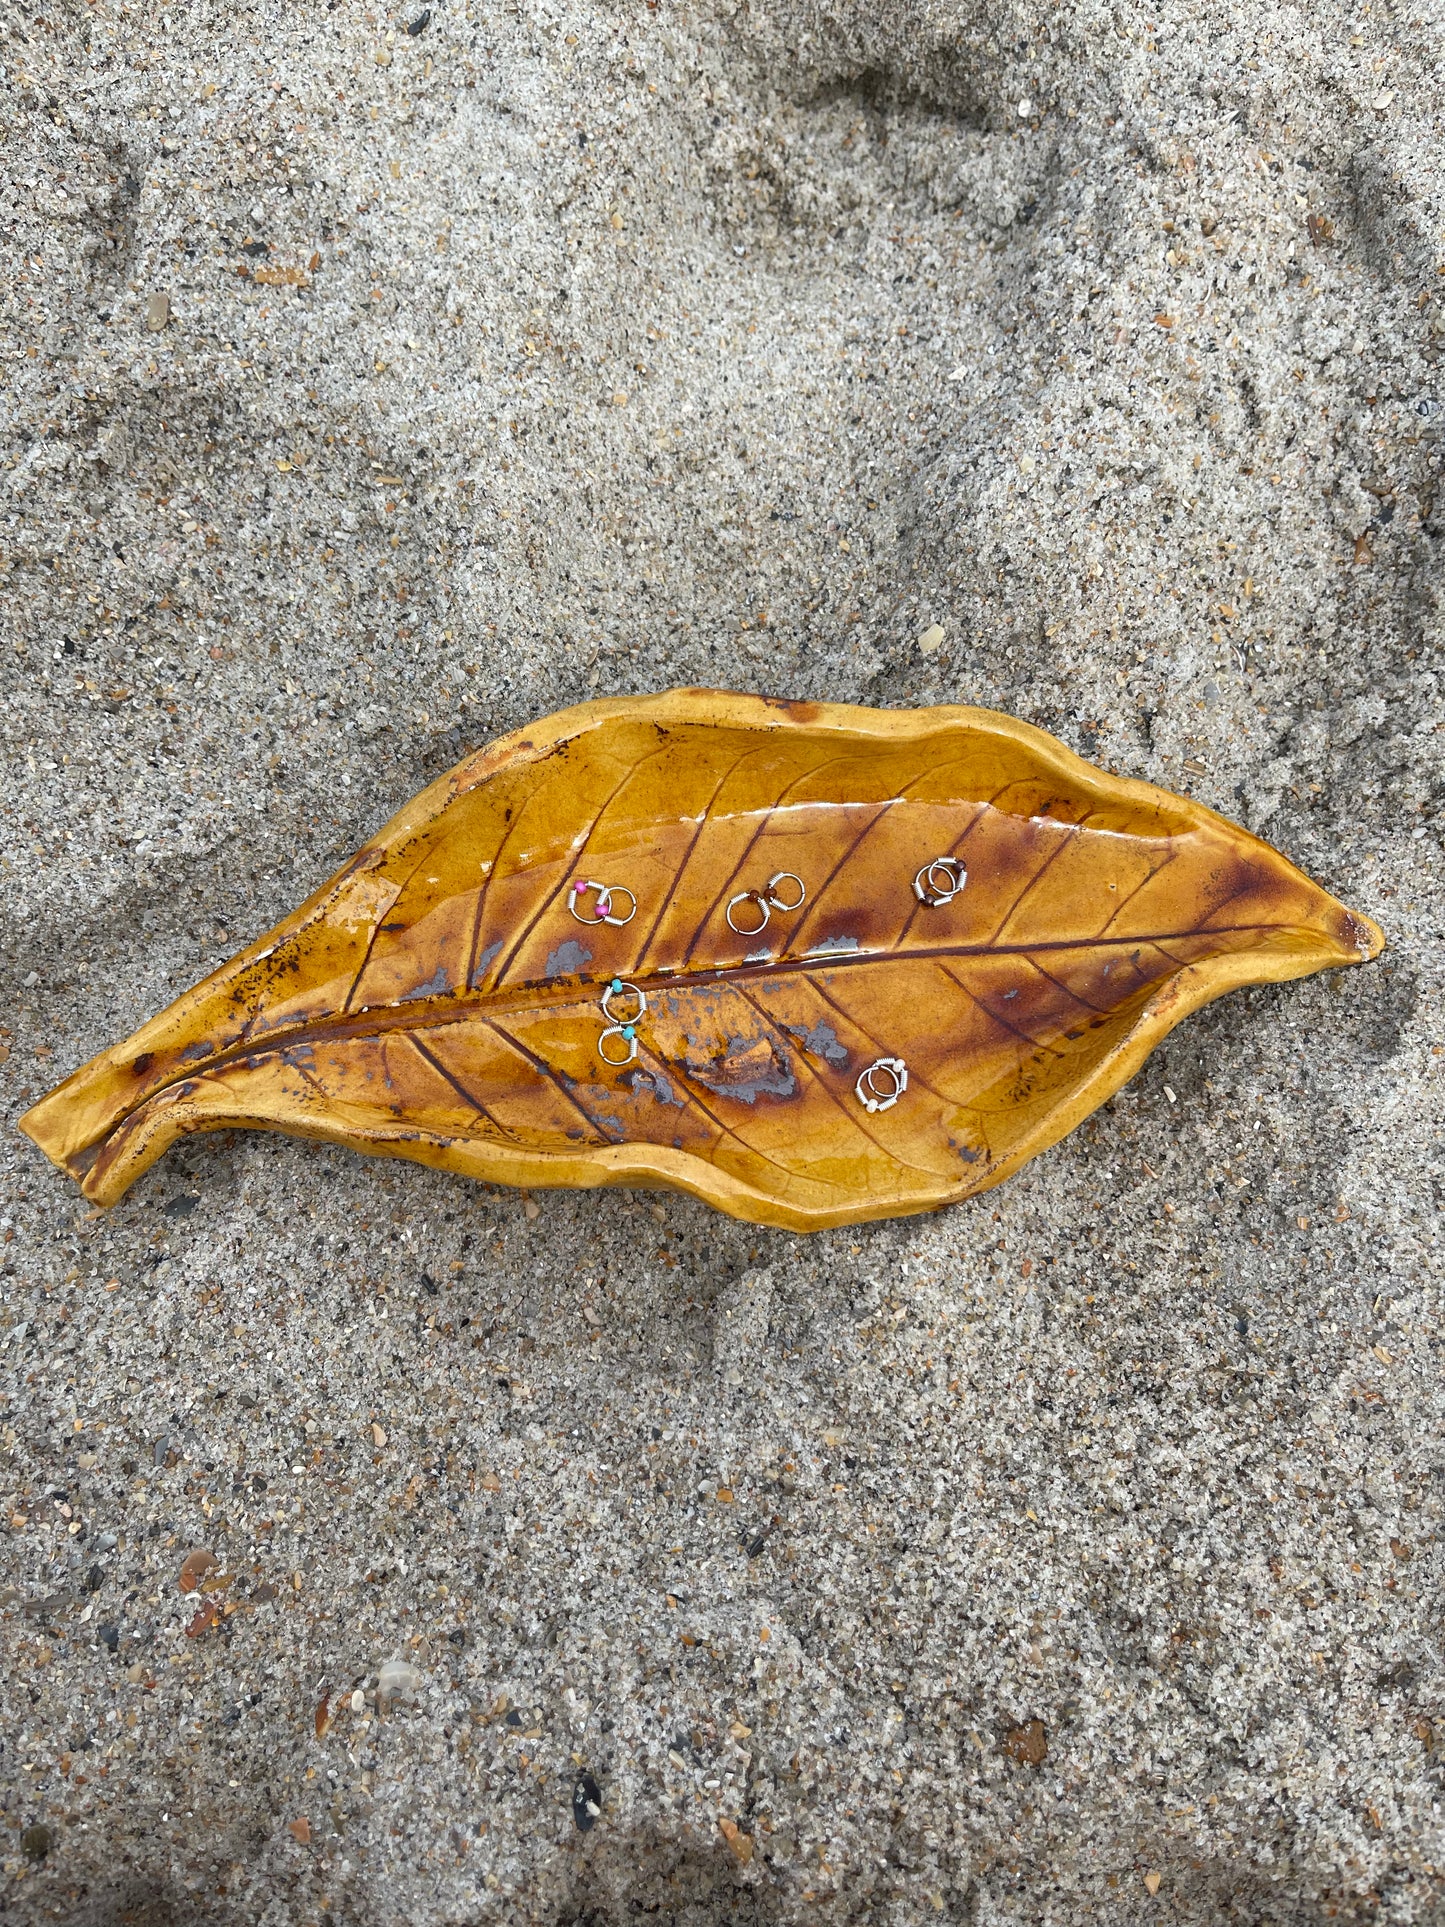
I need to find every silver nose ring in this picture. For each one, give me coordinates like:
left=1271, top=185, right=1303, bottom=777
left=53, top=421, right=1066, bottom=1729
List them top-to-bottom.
left=764, top=871, right=806, bottom=912
left=726, top=890, right=771, bottom=936
left=600, top=979, right=646, bottom=1026
left=598, top=1025, right=638, bottom=1067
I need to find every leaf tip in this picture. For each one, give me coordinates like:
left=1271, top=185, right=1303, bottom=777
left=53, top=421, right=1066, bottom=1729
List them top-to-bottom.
left=1342, top=906, right=1386, bottom=965
left=15, top=1086, right=78, bottom=1177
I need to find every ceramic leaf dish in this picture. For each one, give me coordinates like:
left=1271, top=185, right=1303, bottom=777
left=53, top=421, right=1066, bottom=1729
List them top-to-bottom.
left=20, top=689, right=1383, bottom=1231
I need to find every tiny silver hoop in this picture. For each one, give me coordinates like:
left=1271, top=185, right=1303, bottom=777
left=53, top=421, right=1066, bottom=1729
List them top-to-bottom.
left=914, top=857, right=967, bottom=907
left=765, top=871, right=807, bottom=913
left=569, top=879, right=637, bottom=927
left=726, top=890, right=770, bottom=937
left=600, top=978, right=647, bottom=1026
left=598, top=1024, right=638, bottom=1067
left=856, top=1056, right=908, bottom=1114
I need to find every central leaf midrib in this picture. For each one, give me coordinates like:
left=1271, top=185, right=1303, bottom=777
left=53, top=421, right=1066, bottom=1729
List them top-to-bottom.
left=115, top=921, right=1276, bottom=1131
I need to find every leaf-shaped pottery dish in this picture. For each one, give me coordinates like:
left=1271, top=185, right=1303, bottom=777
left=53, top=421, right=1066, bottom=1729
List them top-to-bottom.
left=21, top=690, right=1382, bottom=1231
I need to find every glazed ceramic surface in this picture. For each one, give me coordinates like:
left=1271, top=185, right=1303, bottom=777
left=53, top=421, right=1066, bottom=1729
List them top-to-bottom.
left=20, top=690, right=1383, bottom=1230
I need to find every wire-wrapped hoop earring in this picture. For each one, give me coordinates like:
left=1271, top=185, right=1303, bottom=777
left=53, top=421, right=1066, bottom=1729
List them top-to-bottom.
left=913, top=858, right=967, bottom=907
left=765, top=871, right=806, bottom=913
left=569, top=880, right=638, bottom=927
left=726, top=891, right=771, bottom=936
left=600, top=978, right=647, bottom=1026
left=598, top=1025, right=638, bottom=1067
left=856, top=1056, right=908, bottom=1114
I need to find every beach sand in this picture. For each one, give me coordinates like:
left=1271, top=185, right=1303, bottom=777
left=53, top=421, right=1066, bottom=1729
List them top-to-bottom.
left=1, top=1, right=1441, bottom=1920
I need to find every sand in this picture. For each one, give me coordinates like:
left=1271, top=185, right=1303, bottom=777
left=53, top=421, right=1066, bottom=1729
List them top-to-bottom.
left=1, top=0, right=1442, bottom=1921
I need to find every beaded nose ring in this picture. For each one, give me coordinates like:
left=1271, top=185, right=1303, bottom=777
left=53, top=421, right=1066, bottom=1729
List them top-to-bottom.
left=725, top=890, right=770, bottom=937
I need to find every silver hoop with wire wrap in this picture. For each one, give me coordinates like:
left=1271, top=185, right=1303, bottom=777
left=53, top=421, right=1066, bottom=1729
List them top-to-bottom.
left=764, top=871, right=806, bottom=912
left=726, top=890, right=771, bottom=936
left=600, top=979, right=646, bottom=1026
left=598, top=1025, right=638, bottom=1067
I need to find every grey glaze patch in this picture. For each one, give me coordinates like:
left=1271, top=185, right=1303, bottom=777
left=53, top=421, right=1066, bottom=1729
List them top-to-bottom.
left=806, top=934, right=860, bottom=957
left=471, top=938, right=504, bottom=983
left=545, top=938, right=593, bottom=979
left=744, top=948, right=773, bottom=965
left=402, top=963, right=451, bottom=1000
left=666, top=985, right=722, bottom=1017
left=786, top=1019, right=849, bottom=1066
left=689, top=1033, right=797, bottom=1105
left=629, top=1067, right=684, bottom=1108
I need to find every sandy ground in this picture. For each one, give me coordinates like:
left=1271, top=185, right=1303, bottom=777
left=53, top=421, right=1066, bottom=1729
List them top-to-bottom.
left=1, top=1, right=1443, bottom=1921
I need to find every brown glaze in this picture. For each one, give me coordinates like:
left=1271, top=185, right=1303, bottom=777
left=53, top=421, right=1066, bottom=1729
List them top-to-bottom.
left=18, top=689, right=1384, bottom=1231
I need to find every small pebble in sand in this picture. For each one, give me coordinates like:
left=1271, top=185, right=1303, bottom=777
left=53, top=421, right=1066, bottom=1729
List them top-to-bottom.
left=145, top=293, right=170, bottom=332
left=917, top=623, right=946, bottom=655
left=178, top=1547, right=218, bottom=1593
left=377, top=1659, right=422, bottom=1705
left=1002, top=1719, right=1048, bottom=1766
left=572, top=1771, right=602, bottom=1831
left=718, top=1816, right=754, bottom=1863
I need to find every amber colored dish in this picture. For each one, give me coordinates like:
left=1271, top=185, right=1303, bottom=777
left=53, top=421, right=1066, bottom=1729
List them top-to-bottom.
left=19, top=690, right=1383, bottom=1231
